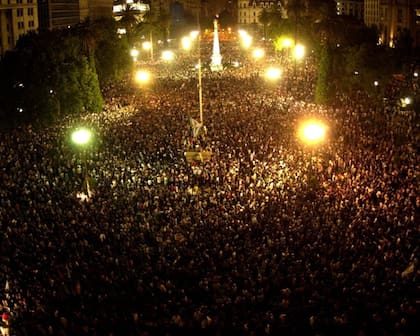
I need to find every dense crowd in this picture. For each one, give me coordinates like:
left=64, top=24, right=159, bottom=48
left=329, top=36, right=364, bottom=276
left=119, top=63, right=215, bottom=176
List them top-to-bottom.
left=0, top=51, right=418, bottom=336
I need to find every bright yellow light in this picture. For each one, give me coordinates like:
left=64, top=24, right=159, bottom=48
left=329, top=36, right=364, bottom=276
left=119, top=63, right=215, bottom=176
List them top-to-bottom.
left=189, top=30, right=199, bottom=40
left=238, top=30, right=248, bottom=38
left=238, top=30, right=252, bottom=49
left=241, top=35, right=252, bottom=49
left=181, top=36, right=192, bottom=50
left=283, top=38, right=293, bottom=48
left=142, top=41, right=152, bottom=51
left=294, top=44, right=305, bottom=60
left=130, top=48, right=139, bottom=58
left=252, top=48, right=265, bottom=60
left=161, top=50, right=175, bottom=61
left=265, top=67, right=282, bottom=80
left=135, top=70, right=151, bottom=84
left=299, top=120, right=327, bottom=145
left=72, top=128, right=92, bottom=145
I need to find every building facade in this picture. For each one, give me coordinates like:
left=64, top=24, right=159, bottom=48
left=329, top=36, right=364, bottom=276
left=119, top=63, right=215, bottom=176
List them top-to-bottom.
left=0, top=0, right=39, bottom=57
left=38, top=0, right=112, bottom=31
left=238, top=0, right=286, bottom=26
left=335, top=0, right=364, bottom=21
left=378, top=0, right=420, bottom=47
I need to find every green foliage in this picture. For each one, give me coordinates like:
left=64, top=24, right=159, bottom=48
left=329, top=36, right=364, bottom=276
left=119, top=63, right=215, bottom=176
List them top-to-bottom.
left=90, top=18, right=132, bottom=86
left=0, top=27, right=104, bottom=126
left=338, top=43, right=397, bottom=96
left=315, top=44, right=332, bottom=104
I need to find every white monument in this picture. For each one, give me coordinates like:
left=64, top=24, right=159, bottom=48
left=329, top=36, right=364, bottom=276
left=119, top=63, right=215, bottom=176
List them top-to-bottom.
left=210, top=17, right=223, bottom=72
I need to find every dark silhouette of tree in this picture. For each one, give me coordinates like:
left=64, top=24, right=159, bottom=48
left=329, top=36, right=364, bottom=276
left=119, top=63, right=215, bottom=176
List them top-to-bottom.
left=119, top=4, right=142, bottom=43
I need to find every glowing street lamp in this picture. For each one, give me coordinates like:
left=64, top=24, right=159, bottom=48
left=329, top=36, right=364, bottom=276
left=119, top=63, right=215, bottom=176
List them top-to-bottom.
left=189, top=30, right=199, bottom=40
left=239, top=30, right=252, bottom=49
left=181, top=36, right=192, bottom=51
left=282, top=38, right=293, bottom=48
left=142, top=40, right=153, bottom=60
left=142, top=41, right=152, bottom=51
left=293, top=44, right=305, bottom=60
left=130, top=48, right=139, bottom=62
left=252, top=48, right=265, bottom=60
left=161, top=50, right=175, bottom=62
left=264, top=67, right=282, bottom=81
left=135, top=69, right=151, bottom=84
left=298, top=120, right=327, bottom=146
left=298, top=120, right=327, bottom=178
left=71, top=128, right=93, bottom=198
left=72, top=128, right=92, bottom=146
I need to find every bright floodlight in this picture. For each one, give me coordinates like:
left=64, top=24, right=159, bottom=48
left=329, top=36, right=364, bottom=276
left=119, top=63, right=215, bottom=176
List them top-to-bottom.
left=190, top=30, right=199, bottom=40
left=238, top=30, right=248, bottom=38
left=239, top=30, right=252, bottom=49
left=241, top=35, right=252, bottom=49
left=181, top=36, right=192, bottom=50
left=283, top=38, right=293, bottom=48
left=142, top=41, right=152, bottom=51
left=293, top=44, right=305, bottom=60
left=130, top=48, right=139, bottom=58
left=252, top=48, right=265, bottom=60
left=161, top=50, right=175, bottom=62
left=265, top=67, right=282, bottom=80
left=135, top=70, right=151, bottom=84
left=299, top=120, right=327, bottom=145
left=72, top=128, right=92, bottom=145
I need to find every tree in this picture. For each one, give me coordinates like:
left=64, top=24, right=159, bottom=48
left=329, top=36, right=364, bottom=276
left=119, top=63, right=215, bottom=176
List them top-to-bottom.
left=119, top=4, right=142, bottom=43
left=90, top=18, right=132, bottom=86
left=0, top=28, right=103, bottom=125
left=315, top=43, right=333, bottom=104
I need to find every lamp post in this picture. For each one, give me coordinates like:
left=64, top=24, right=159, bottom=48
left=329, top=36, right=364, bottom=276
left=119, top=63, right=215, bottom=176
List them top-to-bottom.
left=130, top=48, right=139, bottom=63
left=134, top=69, right=152, bottom=86
left=298, top=120, right=327, bottom=183
left=71, top=128, right=92, bottom=198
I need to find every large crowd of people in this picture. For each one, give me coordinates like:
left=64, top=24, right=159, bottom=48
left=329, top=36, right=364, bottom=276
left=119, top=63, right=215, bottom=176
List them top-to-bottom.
left=0, top=49, right=418, bottom=336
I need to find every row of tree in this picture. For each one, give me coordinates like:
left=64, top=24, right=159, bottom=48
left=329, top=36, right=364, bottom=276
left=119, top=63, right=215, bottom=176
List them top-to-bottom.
left=254, top=0, right=416, bottom=104
left=0, top=18, right=133, bottom=127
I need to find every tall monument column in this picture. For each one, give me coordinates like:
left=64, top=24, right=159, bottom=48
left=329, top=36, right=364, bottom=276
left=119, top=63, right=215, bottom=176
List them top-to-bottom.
left=210, top=17, right=223, bottom=72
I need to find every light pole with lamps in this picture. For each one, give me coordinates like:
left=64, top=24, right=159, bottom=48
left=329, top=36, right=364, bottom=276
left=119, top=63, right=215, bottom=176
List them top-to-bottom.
left=298, top=119, right=327, bottom=184
left=71, top=128, right=92, bottom=198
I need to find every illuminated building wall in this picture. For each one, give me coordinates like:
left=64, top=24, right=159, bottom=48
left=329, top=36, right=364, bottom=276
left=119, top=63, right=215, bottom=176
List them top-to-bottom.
left=0, top=0, right=39, bottom=58
left=38, top=0, right=112, bottom=31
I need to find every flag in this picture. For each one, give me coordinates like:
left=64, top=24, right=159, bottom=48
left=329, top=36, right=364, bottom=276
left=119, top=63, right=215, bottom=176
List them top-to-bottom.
left=190, top=118, right=202, bottom=137
left=401, top=262, right=415, bottom=278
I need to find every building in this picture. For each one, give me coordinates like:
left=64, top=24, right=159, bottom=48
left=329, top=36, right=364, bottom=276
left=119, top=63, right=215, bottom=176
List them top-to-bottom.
left=0, top=0, right=39, bottom=58
left=38, top=0, right=113, bottom=31
left=113, top=0, right=149, bottom=22
left=238, top=0, right=286, bottom=27
left=335, top=0, right=364, bottom=21
left=363, top=0, right=420, bottom=47
left=378, top=0, right=420, bottom=47
left=414, top=0, right=420, bottom=47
